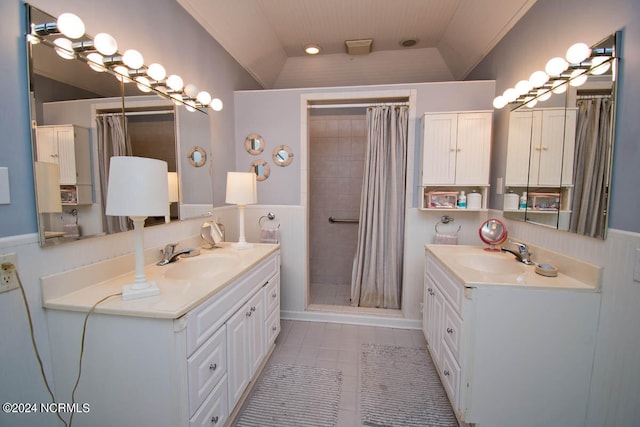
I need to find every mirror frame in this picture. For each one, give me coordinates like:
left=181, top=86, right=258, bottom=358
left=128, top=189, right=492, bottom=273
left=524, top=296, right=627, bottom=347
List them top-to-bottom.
left=244, top=133, right=265, bottom=155
left=272, top=144, right=294, bottom=167
left=187, top=146, right=207, bottom=167
left=250, top=159, right=271, bottom=181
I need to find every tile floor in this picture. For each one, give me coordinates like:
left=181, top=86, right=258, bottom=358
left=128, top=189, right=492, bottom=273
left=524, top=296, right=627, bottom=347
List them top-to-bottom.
left=241, top=319, right=428, bottom=426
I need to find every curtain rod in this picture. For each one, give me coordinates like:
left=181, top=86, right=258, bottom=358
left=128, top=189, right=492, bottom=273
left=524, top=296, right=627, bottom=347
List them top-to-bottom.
left=577, top=94, right=612, bottom=100
left=308, top=102, right=408, bottom=109
left=95, top=110, right=175, bottom=117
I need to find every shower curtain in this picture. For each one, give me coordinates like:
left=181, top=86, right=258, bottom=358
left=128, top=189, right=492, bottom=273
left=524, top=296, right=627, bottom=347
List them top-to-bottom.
left=569, top=96, right=612, bottom=237
left=351, top=105, right=408, bottom=309
left=96, top=114, right=132, bottom=233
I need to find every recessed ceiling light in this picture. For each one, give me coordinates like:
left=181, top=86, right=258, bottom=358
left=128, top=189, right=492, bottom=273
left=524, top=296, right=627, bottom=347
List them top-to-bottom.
left=400, top=38, right=419, bottom=48
left=304, top=44, right=321, bottom=55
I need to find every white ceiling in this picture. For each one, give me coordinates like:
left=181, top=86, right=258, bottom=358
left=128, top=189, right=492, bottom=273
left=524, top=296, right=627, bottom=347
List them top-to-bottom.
left=177, top=0, right=537, bottom=89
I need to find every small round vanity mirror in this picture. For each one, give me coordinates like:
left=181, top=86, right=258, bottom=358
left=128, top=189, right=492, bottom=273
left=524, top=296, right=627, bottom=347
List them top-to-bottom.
left=244, top=134, right=265, bottom=155
left=272, top=145, right=294, bottom=167
left=187, top=146, right=207, bottom=167
left=250, top=159, right=271, bottom=181
left=479, top=218, right=507, bottom=251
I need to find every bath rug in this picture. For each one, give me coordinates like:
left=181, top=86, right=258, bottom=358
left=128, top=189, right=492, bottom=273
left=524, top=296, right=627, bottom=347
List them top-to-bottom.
left=360, top=344, right=458, bottom=427
left=234, top=363, right=342, bottom=427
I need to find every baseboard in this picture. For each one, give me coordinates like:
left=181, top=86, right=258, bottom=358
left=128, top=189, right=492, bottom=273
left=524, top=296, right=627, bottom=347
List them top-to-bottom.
left=281, top=309, right=422, bottom=330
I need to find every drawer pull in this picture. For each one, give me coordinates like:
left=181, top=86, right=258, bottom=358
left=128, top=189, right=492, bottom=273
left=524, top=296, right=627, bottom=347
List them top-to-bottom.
left=272, top=292, right=277, bottom=298
left=250, top=306, right=256, bottom=312
left=246, top=311, right=252, bottom=317
left=272, top=325, right=278, bottom=331
left=446, top=327, right=454, bottom=334
left=209, top=363, right=217, bottom=371
left=444, top=369, right=450, bottom=377
left=211, top=415, right=219, bottom=423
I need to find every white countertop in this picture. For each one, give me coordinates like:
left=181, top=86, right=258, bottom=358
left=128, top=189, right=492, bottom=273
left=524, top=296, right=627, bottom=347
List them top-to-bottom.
left=42, top=243, right=280, bottom=319
left=425, top=244, right=600, bottom=291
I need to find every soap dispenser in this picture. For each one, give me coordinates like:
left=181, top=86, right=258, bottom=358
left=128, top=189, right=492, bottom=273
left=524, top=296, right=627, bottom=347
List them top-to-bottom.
left=458, top=191, right=467, bottom=209
left=519, top=191, right=527, bottom=210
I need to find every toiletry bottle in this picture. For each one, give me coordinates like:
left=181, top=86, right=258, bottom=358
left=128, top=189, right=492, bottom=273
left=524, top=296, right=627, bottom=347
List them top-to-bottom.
left=458, top=191, right=467, bottom=209
left=519, top=191, right=527, bottom=210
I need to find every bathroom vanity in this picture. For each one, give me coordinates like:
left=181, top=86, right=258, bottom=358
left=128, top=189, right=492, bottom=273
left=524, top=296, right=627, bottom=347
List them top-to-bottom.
left=42, top=243, right=280, bottom=427
left=423, top=244, right=601, bottom=427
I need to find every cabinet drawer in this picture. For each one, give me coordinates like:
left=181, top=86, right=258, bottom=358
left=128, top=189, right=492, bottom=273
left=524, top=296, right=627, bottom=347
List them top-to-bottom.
left=186, top=253, right=279, bottom=355
left=426, top=255, right=463, bottom=315
left=264, top=274, right=280, bottom=316
left=442, top=300, right=463, bottom=362
left=265, top=307, right=280, bottom=348
left=188, top=325, right=227, bottom=415
left=439, top=344, right=461, bottom=411
left=189, top=374, right=228, bottom=427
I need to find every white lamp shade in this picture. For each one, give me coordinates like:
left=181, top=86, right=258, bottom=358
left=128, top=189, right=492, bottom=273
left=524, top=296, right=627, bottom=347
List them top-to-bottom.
left=106, top=156, right=169, bottom=217
left=34, top=162, right=62, bottom=213
left=168, top=172, right=179, bottom=202
left=226, top=172, right=257, bottom=205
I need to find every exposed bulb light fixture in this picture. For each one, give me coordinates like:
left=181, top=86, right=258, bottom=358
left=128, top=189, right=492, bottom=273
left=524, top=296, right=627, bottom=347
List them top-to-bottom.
left=30, top=11, right=223, bottom=113
left=56, top=13, right=85, bottom=39
left=566, top=42, right=591, bottom=64
left=304, top=44, right=321, bottom=55
left=545, top=56, right=569, bottom=76
left=590, top=56, right=611, bottom=75
left=569, top=69, right=588, bottom=87
left=529, top=70, right=549, bottom=88
left=515, top=79, right=533, bottom=96
left=551, top=80, right=568, bottom=94
left=503, top=88, right=518, bottom=103
left=538, top=88, right=552, bottom=102
left=493, top=95, right=508, bottom=109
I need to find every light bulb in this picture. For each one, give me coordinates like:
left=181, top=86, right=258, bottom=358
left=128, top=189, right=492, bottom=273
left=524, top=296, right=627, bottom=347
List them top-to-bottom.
left=57, top=13, right=85, bottom=39
left=94, top=33, right=118, bottom=56
left=53, top=38, right=74, bottom=60
left=566, top=42, right=591, bottom=64
left=304, top=44, right=321, bottom=55
left=122, top=49, right=144, bottom=69
left=86, top=52, right=105, bottom=72
left=545, top=57, right=568, bottom=76
left=590, top=57, right=611, bottom=75
left=147, top=63, right=166, bottom=81
left=113, top=65, right=131, bottom=83
left=569, top=69, right=588, bottom=87
left=529, top=70, right=549, bottom=88
left=166, top=75, right=184, bottom=91
left=135, top=76, right=152, bottom=92
left=515, top=79, right=533, bottom=96
left=551, top=80, right=567, bottom=94
left=184, top=84, right=198, bottom=99
left=503, top=88, right=518, bottom=103
left=538, top=89, right=552, bottom=102
left=196, top=91, right=212, bottom=106
left=170, top=92, right=183, bottom=105
left=493, top=96, right=507, bottom=109
left=524, top=96, right=537, bottom=108
left=210, top=98, right=223, bottom=111
left=185, top=100, right=197, bottom=112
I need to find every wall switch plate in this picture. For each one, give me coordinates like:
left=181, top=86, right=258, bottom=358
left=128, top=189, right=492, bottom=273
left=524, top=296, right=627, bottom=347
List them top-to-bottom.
left=0, top=167, right=10, bottom=205
left=496, top=177, right=504, bottom=195
left=634, top=248, right=640, bottom=283
left=0, top=253, right=19, bottom=293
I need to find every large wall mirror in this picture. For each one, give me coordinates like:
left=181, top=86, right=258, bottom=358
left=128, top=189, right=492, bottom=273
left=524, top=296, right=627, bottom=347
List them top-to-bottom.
left=26, top=4, right=214, bottom=246
left=503, top=33, right=618, bottom=240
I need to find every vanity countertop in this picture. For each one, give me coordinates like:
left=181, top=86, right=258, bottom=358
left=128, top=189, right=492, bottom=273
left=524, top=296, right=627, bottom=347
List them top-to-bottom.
left=42, top=242, right=280, bottom=319
left=425, top=244, right=601, bottom=291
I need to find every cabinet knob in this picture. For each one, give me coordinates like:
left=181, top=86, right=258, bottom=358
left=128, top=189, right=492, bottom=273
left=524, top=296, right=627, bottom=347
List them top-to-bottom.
left=272, top=292, right=277, bottom=298
left=250, top=306, right=256, bottom=312
left=246, top=311, right=252, bottom=317
left=272, top=325, right=278, bottom=331
left=446, top=327, right=454, bottom=334
left=209, top=363, right=217, bottom=371
left=444, top=370, right=450, bottom=377
left=211, top=415, right=219, bottom=423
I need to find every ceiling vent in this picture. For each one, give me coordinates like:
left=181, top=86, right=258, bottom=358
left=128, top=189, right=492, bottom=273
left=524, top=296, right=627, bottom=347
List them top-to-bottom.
left=345, top=39, right=373, bottom=55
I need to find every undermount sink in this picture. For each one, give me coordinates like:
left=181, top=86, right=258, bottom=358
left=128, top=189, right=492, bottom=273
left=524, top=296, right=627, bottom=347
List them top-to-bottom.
left=162, top=253, right=239, bottom=281
left=456, top=253, right=526, bottom=275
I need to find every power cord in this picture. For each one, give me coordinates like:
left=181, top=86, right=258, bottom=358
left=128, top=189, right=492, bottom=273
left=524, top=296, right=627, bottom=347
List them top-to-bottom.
left=7, top=261, right=121, bottom=427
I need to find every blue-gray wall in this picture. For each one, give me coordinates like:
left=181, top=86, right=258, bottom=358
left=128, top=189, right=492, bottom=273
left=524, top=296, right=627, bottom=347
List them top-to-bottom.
left=0, top=0, right=261, bottom=238
left=468, top=0, right=640, bottom=233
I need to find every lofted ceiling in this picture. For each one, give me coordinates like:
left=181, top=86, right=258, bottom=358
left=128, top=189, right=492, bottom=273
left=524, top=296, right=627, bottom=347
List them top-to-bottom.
left=177, top=0, right=537, bottom=89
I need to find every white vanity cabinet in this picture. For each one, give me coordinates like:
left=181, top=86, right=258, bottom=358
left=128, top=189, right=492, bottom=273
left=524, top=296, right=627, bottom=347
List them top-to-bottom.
left=419, top=111, right=492, bottom=210
left=35, top=124, right=92, bottom=204
left=45, top=248, right=280, bottom=427
left=423, top=248, right=600, bottom=427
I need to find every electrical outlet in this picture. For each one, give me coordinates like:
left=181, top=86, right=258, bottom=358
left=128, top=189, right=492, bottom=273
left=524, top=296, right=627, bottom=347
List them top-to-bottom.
left=634, top=248, right=640, bottom=283
left=0, top=253, right=19, bottom=293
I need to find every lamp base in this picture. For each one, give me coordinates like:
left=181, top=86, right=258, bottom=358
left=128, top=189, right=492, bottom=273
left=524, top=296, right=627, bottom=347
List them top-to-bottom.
left=231, top=241, right=253, bottom=250
left=122, top=281, right=160, bottom=300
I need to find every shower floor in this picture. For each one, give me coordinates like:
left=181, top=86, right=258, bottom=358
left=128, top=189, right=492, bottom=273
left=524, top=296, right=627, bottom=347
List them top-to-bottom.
left=310, top=282, right=352, bottom=306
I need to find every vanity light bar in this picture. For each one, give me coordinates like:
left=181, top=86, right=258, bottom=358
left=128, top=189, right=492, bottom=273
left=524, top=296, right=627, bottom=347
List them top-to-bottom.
left=28, top=12, right=223, bottom=113
left=493, top=42, right=616, bottom=110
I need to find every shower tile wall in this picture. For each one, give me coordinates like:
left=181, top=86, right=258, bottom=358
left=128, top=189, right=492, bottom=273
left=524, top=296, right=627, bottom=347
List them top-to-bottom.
left=309, top=115, right=366, bottom=305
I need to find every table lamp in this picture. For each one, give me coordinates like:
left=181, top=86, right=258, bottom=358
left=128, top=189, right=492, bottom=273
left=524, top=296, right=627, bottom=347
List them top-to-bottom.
left=106, top=156, right=168, bottom=300
left=225, top=172, right=257, bottom=249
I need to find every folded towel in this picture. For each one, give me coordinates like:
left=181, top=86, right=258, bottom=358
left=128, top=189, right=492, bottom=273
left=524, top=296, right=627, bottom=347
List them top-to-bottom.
left=260, top=227, right=280, bottom=244
left=434, top=231, right=457, bottom=245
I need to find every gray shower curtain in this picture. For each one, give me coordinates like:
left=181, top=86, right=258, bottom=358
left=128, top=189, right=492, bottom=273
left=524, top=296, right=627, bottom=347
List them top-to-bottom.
left=569, top=96, right=612, bottom=237
left=351, top=106, right=408, bottom=309
left=96, top=114, right=132, bottom=233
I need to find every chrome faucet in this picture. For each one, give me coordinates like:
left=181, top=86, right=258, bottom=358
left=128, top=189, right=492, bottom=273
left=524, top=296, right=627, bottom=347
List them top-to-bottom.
left=501, top=240, right=534, bottom=265
left=156, top=243, right=196, bottom=266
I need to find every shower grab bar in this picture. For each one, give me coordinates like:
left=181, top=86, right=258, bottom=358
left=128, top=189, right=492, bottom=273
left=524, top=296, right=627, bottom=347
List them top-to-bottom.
left=328, top=217, right=359, bottom=224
